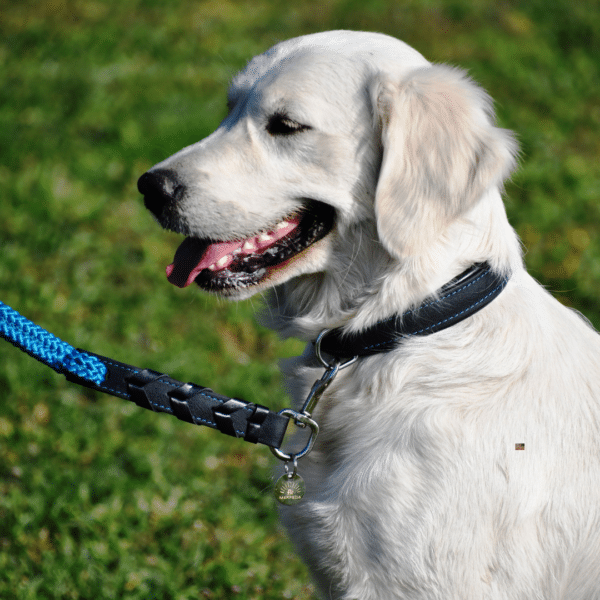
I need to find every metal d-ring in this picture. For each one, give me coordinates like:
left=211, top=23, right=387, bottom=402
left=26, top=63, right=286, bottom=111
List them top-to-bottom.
left=314, top=329, right=359, bottom=371
left=270, top=409, right=319, bottom=462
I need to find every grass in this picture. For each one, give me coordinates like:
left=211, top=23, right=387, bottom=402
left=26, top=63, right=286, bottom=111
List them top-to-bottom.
left=0, top=0, right=599, bottom=598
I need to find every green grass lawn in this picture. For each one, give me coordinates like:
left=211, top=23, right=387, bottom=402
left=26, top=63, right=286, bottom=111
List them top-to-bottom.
left=1, top=0, right=599, bottom=598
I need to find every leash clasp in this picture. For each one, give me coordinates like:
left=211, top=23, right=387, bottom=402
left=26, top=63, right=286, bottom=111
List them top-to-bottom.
left=270, top=329, right=357, bottom=463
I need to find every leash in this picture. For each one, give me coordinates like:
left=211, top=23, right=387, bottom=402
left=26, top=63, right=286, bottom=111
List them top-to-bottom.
left=0, top=262, right=508, bottom=505
left=0, top=299, right=348, bottom=504
left=0, top=299, right=355, bottom=504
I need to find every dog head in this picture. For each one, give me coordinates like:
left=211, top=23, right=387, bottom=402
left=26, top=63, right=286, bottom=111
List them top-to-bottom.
left=139, top=31, right=517, bottom=308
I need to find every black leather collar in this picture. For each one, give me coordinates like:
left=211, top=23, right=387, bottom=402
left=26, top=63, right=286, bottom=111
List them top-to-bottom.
left=318, top=262, right=509, bottom=359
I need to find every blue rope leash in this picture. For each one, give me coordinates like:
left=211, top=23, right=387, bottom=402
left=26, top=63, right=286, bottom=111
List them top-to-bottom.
left=0, top=301, right=107, bottom=385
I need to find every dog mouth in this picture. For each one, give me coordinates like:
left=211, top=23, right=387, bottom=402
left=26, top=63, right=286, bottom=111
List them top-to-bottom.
left=165, top=200, right=335, bottom=291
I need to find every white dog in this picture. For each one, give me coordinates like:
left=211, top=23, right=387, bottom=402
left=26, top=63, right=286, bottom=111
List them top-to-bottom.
left=138, top=31, right=600, bottom=600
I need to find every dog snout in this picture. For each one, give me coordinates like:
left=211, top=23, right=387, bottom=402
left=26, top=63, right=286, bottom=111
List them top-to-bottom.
left=138, top=169, right=185, bottom=219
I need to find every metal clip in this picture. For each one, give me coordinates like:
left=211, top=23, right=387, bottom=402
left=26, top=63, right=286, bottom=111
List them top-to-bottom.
left=270, top=329, right=358, bottom=463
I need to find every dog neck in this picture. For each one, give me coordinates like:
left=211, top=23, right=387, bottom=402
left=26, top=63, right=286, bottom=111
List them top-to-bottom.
left=263, top=188, right=523, bottom=343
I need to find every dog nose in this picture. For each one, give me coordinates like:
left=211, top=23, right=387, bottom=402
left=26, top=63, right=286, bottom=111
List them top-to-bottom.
left=138, top=169, right=184, bottom=218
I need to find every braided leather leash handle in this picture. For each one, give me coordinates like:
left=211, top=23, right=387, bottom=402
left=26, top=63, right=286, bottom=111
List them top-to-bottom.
left=0, top=301, right=289, bottom=449
left=67, top=350, right=289, bottom=448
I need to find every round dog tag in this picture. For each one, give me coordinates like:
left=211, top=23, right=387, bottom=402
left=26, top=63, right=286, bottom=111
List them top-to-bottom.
left=274, top=472, right=306, bottom=505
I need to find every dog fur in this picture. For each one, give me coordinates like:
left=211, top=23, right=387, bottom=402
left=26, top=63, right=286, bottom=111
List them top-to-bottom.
left=141, top=31, right=600, bottom=600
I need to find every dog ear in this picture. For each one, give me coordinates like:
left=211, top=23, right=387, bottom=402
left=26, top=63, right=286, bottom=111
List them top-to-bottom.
left=371, top=64, right=518, bottom=258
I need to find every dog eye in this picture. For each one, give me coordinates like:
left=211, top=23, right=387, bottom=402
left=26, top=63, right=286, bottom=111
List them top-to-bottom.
left=267, top=114, right=310, bottom=136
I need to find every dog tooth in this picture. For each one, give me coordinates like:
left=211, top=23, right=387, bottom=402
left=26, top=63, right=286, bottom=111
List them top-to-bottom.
left=276, top=220, right=291, bottom=230
left=259, top=232, right=273, bottom=243
left=243, top=240, right=257, bottom=252
left=217, top=255, right=230, bottom=267
left=208, top=263, right=217, bottom=271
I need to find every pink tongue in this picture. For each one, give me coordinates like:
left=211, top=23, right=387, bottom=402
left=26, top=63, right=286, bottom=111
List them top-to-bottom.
left=166, top=218, right=300, bottom=288
left=166, top=238, right=238, bottom=288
